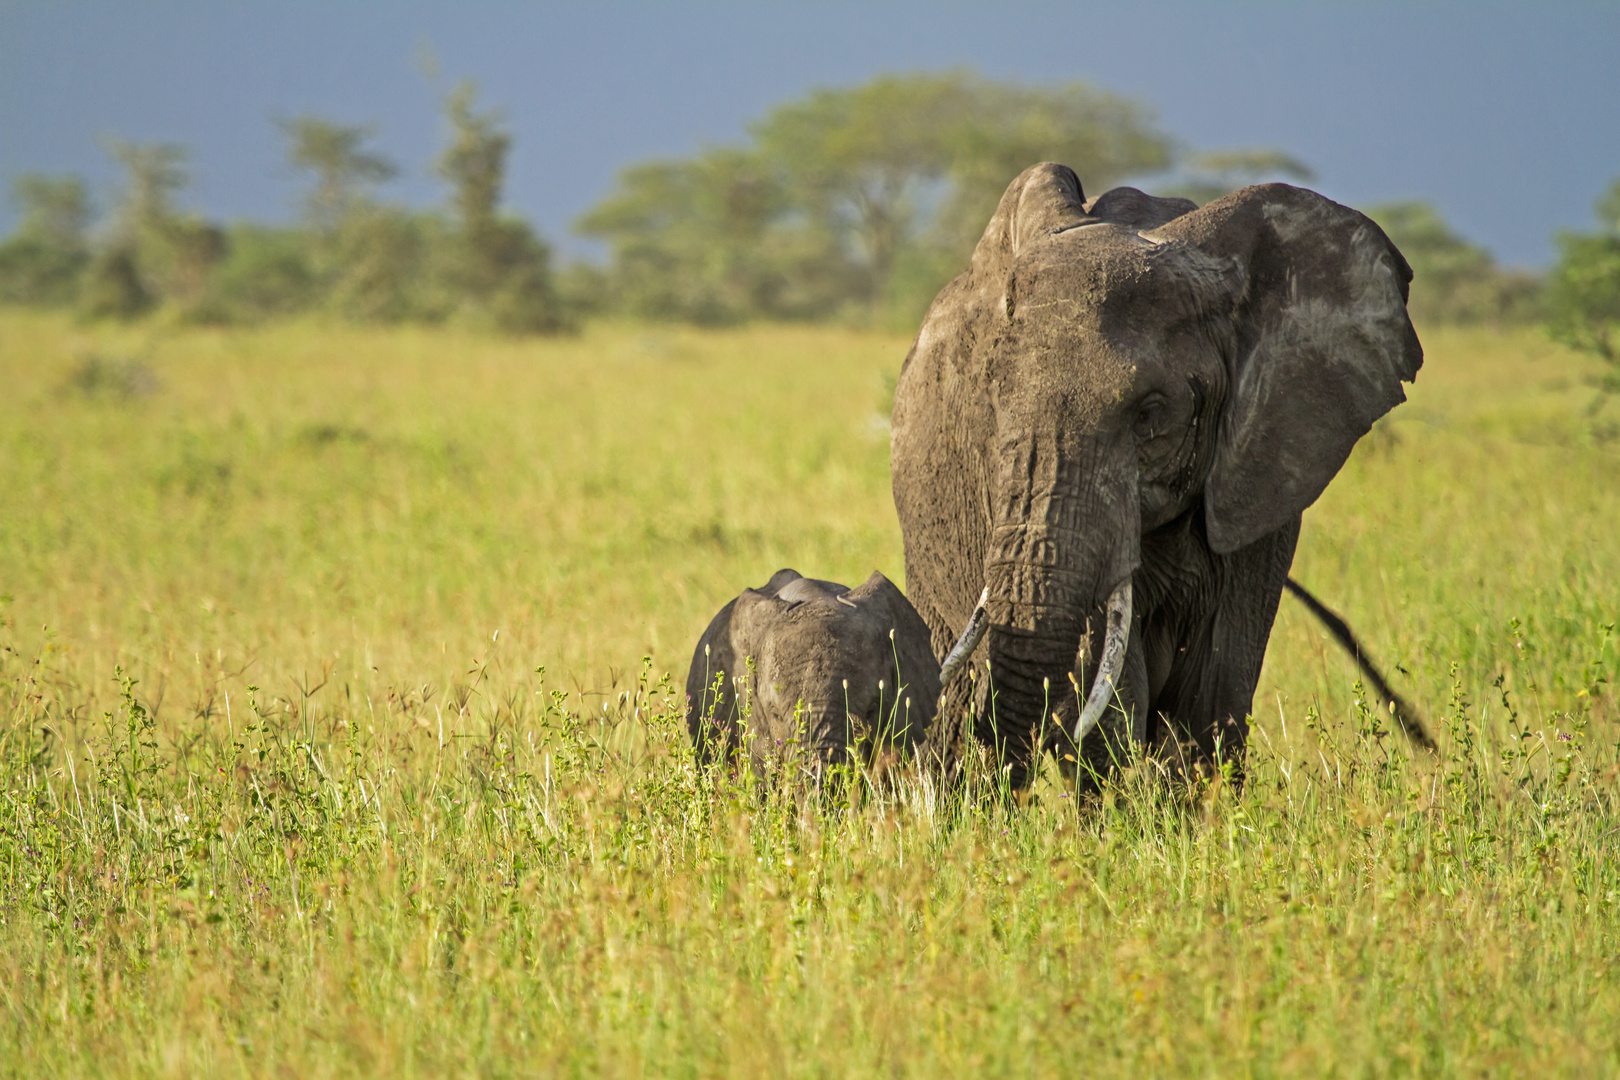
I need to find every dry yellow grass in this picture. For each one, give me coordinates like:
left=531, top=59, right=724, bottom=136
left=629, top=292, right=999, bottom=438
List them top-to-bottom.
left=1, top=310, right=1616, bottom=1076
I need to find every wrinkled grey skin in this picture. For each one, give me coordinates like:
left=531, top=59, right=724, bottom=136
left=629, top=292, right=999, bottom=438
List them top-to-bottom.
left=891, top=164, right=1422, bottom=787
left=685, top=569, right=941, bottom=776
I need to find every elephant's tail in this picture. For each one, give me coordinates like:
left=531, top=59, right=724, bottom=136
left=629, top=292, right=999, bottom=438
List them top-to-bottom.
left=1284, top=577, right=1436, bottom=752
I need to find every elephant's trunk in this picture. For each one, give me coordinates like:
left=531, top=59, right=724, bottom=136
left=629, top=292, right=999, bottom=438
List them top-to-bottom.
left=979, top=431, right=1138, bottom=782
left=981, top=524, right=1123, bottom=776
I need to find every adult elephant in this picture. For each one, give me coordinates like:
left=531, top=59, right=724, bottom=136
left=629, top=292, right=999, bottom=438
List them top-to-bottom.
left=892, top=163, right=1423, bottom=786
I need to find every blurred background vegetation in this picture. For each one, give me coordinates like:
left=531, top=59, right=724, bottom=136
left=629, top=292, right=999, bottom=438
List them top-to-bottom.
left=3, top=58, right=1618, bottom=1076
left=2, top=70, right=1616, bottom=360
left=0, top=80, right=568, bottom=336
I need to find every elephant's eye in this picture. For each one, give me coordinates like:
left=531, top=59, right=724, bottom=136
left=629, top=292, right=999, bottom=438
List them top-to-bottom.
left=1133, top=397, right=1166, bottom=439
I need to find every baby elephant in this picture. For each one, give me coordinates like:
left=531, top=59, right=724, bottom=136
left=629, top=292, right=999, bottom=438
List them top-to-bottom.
left=686, top=568, right=982, bottom=778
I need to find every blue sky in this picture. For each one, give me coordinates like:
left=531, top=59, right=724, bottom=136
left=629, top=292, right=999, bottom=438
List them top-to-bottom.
left=2, top=1, right=1616, bottom=267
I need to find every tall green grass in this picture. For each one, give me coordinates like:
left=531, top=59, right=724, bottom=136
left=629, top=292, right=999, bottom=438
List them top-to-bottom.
left=1, top=311, right=1616, bottom=1076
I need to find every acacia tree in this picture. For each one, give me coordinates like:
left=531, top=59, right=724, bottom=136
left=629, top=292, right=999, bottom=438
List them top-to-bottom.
left=580, top=71, right=1176, bottom=325
left=753, top=71, right=1175, bottom=311
left=750, top=73, right=969, bottom=306
left=928, top=75, right=1175, bottom=251
left=436, top=82, right=564, bottom=333
left=438, top=83, right=508, bottom=290
left=276, top=116, right=422, bottom=323
left=279, top=117, right=397, bottom=236
left=80, top=140, right=224, bottom=318
left=107, top=141, right=188, bottom=236
left=576, top=148, right=857, bottom=324
left=10, top=175, right=91, bottom=246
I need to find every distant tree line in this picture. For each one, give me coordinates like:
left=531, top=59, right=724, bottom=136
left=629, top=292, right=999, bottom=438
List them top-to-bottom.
left=0, top=70, right=1608, bottom=339
left=573, top=71, right=1176, bottom=328
left=0, top=82, right=567, bottom=334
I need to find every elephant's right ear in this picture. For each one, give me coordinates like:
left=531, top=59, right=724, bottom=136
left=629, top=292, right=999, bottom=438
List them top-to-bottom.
left=905, top=163, right=1090, bottom=373
left=968, top=163, right=1091, bottom=281
left=1149, top=184, right=1422, bottom=554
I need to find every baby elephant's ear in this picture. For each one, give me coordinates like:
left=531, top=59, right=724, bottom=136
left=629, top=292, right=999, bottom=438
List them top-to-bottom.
left=1150, top=184, right=1422, bottom=554
left=758, top=568, right=805, bottom=597
left=842, top=571, right=894, bottom=605
left=844, top=571, right=922, bottom=616
left=846, top=573, right=943, bottom=702
left=732, top=586, right=788, bottom=633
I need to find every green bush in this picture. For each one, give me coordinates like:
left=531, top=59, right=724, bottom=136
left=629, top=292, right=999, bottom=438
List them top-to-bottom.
left=0, top=174, right=91, bottom=306
left=1545, top=179, right=1620, bottom=379
left=326, top=207, right=443, bottom=324
left=446, top=216, right=571, bottom=334
left=193, top=224, right=318, bottom=324
left=0, top=234, right=88, bottom=306
left=77, top=245, right=153, bottom=320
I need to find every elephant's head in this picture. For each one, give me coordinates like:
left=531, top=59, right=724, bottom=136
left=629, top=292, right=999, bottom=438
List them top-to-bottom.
left=894, top=163, right=1421, bottom=765
left=685, top=569, right=943, bottom=774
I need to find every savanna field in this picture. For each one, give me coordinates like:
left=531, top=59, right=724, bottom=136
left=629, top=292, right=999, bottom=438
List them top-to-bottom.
left=1, top=309, right=1616, bottom=1076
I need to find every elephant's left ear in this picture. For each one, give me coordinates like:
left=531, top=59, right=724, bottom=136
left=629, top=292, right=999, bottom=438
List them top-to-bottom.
left=1149, top=183, right=1422, bottom=554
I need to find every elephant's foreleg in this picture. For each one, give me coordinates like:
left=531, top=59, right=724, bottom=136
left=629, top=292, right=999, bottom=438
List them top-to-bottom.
left=1155, top=518, right=1300, bottom=783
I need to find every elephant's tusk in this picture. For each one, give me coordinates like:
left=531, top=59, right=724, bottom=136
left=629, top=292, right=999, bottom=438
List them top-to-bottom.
left=1074, top=579, right=1132, bottom=745
left=938, top=587, right=990, bottom=693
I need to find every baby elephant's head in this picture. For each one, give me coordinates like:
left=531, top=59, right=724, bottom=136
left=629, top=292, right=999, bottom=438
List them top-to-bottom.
left=684, top=568, right=942, bottom=777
